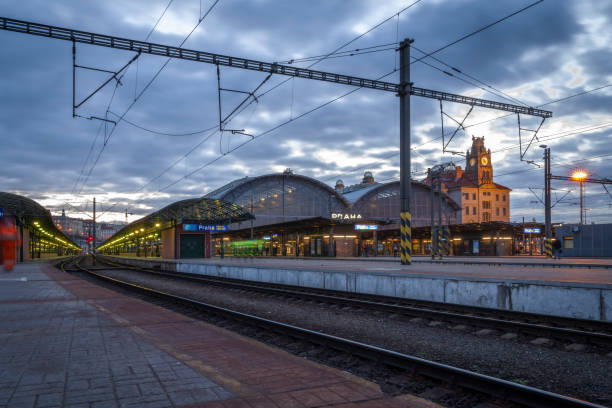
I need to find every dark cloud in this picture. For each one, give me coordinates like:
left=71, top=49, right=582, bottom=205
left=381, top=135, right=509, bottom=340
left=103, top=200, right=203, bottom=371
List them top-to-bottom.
left=1, top=0, right=610, bottom=224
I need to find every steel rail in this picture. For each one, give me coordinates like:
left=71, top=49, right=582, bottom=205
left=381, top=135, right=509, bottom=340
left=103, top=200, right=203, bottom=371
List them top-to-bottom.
left=0, top=16, right=552, bottom=118
left=97, top=256, right=612, bottom=346
left=63, top=257, right=602, bottom=408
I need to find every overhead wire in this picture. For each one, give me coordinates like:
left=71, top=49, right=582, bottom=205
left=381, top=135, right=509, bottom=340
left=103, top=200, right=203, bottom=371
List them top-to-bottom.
left=76, top=0, right=221, bottom=194
left=153, top=0, right=549, bottom=194
left=410, top=0, right=544, bottom=65
left=129, top=1, right=424, bottom=197
left=411, top=45, right=528, bottom=106
left=106, top=111, right=218, bottom=136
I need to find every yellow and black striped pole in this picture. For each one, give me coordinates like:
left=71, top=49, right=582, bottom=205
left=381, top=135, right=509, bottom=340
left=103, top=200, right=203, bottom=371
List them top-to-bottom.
left=398, top=38, right=413, bottom=265
left=400, top=212, right=411, bottom=264
left=437, top=227, right=443, bottom=259
left=544, top=238, right=553, bottom=258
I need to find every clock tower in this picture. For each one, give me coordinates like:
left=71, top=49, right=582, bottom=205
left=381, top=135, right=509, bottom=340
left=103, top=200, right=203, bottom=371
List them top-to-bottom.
left=465, top=136, right=493, bottom=186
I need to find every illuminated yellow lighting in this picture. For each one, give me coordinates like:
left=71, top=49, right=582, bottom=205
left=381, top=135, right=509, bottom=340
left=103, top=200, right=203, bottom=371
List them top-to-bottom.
left=571, top=170, right=587, bottom=180
left=155, top=223, right=160, bottom=227
left=140, top=228, right=145, bottom=232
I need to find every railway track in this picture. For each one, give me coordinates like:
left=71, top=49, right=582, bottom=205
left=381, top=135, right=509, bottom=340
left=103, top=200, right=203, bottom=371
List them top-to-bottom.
left=57, top=256, right=605, bottom=408
left=95, top=256, right=612, bottom=350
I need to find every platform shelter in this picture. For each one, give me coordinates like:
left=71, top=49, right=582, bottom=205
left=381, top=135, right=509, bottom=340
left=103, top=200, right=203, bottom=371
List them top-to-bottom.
left=0, top=192, right=80, bottom=261
left=97, top=198, right=253, bottom=259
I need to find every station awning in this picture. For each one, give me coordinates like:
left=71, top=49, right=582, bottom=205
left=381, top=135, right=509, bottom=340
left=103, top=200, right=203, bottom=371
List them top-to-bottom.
left=0, top=192, right=80, bottom=250
left=98, top=198, right=254, bottom=249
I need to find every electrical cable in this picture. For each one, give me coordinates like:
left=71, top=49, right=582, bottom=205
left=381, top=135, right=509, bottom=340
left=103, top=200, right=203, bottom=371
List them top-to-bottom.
left=76, top=0, right=221, bottom=194
left=151, top=0, right=550, bottom=194
left=253, top=0, right=423, bottom=102
left=410, top=0, right=544, bottom=65
left=129, top=2, right=424, bottom=198
left=278, top=43, right=398, bottom=64
left=411, top=45, right=528, bottom=107
left=106, top=111, right=218, bottom=136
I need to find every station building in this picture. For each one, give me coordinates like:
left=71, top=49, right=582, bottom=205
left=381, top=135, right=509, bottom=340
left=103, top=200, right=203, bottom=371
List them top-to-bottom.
left=99, top=138, right=535, bottom=258
left=203, top=169, right=460, bottom=257
left=0, top=192, right=80, bottom=261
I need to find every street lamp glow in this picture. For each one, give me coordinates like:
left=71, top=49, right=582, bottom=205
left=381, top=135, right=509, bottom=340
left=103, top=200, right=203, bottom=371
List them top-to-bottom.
left=571, top=170, right=587, bottom=180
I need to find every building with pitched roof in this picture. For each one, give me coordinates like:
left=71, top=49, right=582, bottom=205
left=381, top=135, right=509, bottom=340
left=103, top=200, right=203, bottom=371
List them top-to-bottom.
left=425, top=136, right=511, bottom=224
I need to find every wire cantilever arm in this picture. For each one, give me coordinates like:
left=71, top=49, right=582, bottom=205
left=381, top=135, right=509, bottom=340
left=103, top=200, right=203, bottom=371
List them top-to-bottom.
left=73, top=46, right=140, bottom=112
left=439, top=100, right=473, bottom=155
left=518, top=114, right=546, bottom=165
left=552, top=189, right=572, bottom=208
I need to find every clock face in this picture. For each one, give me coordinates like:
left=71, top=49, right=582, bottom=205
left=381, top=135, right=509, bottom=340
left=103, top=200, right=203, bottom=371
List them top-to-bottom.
left=481, top=157, right=488, bottom=166
left=469, top=158, right=476, bottom=166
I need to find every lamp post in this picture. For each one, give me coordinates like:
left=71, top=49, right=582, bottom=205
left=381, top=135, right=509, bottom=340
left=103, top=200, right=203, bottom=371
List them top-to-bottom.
left=571, top=170, right=587, bottom=225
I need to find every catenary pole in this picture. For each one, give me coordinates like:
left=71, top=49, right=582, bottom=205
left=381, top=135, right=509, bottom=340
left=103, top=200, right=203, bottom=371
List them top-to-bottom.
left=399, top=38, right=413, bottom=265
left=543, top=147, right=552, bottom=258
left=93, top=197, right=96, bottom=262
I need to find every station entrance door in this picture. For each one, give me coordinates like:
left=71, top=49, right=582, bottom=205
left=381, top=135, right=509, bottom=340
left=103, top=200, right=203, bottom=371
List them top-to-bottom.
left=180, top=234, right=204, bottom=258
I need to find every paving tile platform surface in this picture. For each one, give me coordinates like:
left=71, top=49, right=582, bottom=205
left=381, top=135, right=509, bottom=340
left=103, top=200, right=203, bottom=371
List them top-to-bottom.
left=0, top=262, right=437, bottom=408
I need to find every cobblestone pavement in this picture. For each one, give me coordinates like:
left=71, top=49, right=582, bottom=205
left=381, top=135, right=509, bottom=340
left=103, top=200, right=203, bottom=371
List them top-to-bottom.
left=0, top=263, right=232, bottom=408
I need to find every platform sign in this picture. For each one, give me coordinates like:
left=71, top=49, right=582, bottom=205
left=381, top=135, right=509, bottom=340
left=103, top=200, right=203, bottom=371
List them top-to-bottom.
left=0, top=208, right=3, bottom=217
left=183, top=224, right=228, bottom=232
left=355, top=224, right=378, bottom=230
left=523, top=227, right=541, bottom=234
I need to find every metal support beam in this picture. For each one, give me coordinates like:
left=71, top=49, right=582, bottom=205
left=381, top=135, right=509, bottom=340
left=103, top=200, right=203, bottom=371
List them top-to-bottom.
left=0, top=17, right=553, bottom=119
left=412, top=86, right=551, bottom=117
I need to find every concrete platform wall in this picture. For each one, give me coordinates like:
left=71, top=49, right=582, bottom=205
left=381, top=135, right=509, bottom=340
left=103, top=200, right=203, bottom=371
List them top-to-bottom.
left=111, top=257, right=612, bottom=322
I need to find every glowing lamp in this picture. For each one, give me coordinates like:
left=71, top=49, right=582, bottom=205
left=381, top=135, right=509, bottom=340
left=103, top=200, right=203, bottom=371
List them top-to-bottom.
left=571, top=170, right=587, bottom=181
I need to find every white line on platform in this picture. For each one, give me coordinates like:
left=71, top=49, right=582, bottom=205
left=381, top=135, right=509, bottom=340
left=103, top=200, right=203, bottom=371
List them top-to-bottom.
left=0, top=277, right=28, bottom=281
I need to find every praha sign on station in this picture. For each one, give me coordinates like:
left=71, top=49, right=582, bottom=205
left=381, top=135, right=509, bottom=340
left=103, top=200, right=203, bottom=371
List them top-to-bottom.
left=331, top=213, right=363, bottom=221
left=183, top=224, right=228, bottom=232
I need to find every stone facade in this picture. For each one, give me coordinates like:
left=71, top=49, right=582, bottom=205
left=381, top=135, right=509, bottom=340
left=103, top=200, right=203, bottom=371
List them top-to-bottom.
left=428, top=137, right=511, bottom=224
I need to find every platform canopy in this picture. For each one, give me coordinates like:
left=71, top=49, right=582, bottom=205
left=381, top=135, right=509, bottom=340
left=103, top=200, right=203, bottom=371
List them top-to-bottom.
left=0, top=192, right=80, bottom=250
left=97, top=198, right=254, bottom=249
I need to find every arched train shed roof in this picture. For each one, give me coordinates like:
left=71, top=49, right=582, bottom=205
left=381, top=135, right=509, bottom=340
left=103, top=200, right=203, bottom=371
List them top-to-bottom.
left=205, top=173, right=351, bottom=208
left=350, top=181, right=461, bottom=211
left=0, top=192, right=79, bottom=249
left=98, top=198, right=253, bottom=249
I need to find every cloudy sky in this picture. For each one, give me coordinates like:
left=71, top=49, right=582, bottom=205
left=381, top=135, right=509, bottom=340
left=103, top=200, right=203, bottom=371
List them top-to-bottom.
left=1, top=0, right=611, bottom=224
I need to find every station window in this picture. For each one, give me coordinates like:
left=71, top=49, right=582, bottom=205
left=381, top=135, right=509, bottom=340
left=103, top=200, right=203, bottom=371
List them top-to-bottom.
left=463, top=193, right=469, bottom=200
left=472, top=193, right=476, bottom=200
left=496, top=194, right=499, bottom=201
left=502, top=195, right=506, bottom=202
left=482, top=201, right=491, bottom=209
left=465, top=207, right=469, bottom=215
left=472, top=207, right=476, bottom=215
left=503, top=207, right=506, bottom=216
left=496, top=208, right=500, bottom=216
left=483, top=212, right=490, bottom=222
left=563, top=236, right=574, bottom=249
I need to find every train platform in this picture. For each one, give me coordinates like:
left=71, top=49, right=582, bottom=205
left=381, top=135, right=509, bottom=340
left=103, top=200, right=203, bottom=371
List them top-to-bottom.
left=113, top=255, right=612, bottom=285
left=110, top=256, right=612, bottom=322
left=0, top=261, right=437, bottom=408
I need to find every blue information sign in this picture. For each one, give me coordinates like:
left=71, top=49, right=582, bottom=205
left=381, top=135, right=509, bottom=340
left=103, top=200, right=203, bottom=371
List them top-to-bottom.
left=0, top=208, right=3, bottom=217
left=183, top=224, right=228, bottom=232
left=354, top=224, right=378, bottom=230
left=523, top=227, right=541, bottom=234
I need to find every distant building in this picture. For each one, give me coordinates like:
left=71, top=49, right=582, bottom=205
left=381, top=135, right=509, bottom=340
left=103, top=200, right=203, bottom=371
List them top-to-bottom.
left=426, top=136, right=511, bottom=224
left=52, top=214, right=125, bottom=249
